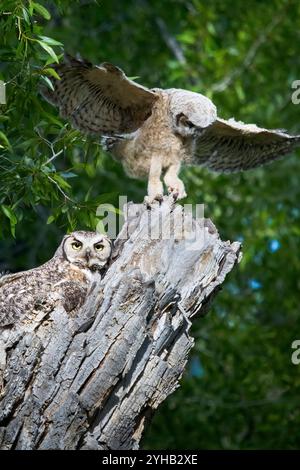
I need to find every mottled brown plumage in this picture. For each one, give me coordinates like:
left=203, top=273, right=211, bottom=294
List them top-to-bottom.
left=41, top=56, right=300, bottom=202
left=0, top=231, right=112, bottom=328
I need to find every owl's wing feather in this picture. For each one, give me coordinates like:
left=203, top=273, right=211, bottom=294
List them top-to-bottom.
left=41, top=55, right=158, bottom=135
left=194, top=118, right=300, bottom=173
left=0, top=266, right=47, bottom=289
left=0, top=271, right=25, bottom=288
left=0, top=272, right=28, bottom=327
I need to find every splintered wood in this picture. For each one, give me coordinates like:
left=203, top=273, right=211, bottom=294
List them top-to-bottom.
left=0, top=198, right=241, bottom=450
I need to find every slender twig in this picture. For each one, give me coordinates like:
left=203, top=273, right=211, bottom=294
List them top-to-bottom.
left=211, top=13, right=285, bottom=93
left=155, top=17, right=186, bottom=64
left=4, top=71, right=22, bottom=85
left=34, top=126, right=64, bottom=166
left=34, top=126, right=52, bottom=147
left=44, top=149, right=63, bottom=165
left=47, top=175, right=75, bottom=203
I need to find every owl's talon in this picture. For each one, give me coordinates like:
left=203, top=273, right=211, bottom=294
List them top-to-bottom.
left=101, top=137, right=117, bottom=152
left=167, top=186, right=187, bottom=201
left=167, top=187, right=179, bottom=200
left=144, top=193, right=164, bottom=208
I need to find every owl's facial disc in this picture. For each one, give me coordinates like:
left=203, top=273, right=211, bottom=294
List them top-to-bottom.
left=63, top=233, right=112, bottom=272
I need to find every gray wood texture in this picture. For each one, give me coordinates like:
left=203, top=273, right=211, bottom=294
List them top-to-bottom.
left=0, top=198, right=241, bottom=449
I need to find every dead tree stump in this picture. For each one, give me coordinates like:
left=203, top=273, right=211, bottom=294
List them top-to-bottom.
left=0, top=198, right=241, bottom=450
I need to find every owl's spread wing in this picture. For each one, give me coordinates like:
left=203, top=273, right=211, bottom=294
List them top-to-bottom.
left=41, top=55, right=158, bottom=135
left=193, top=118, right=300, bottom=173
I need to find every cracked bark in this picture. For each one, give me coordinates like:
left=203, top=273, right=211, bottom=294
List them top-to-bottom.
left=0, top=198, right=241, bottom=450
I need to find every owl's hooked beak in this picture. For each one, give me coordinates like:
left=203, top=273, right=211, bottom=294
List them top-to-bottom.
left=85, top=248, right=91, bottom=261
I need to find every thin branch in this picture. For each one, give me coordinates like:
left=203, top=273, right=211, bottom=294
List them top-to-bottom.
left=211, top=13, right=284, bottom=93
left=155, top=17, right=186, bottom=64
left=34, top=126, right=65, bottom=166
left=44, top=149, right=63, bottom=166
left=47, top=175, right=75, bottom=204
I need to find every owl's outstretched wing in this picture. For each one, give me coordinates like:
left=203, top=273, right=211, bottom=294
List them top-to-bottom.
left=41, top=55, right=158, bottom=135
left=193, top=118, right=300, bottom=173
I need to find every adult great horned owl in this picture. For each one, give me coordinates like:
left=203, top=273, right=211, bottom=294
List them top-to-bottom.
left=42, top=55, right=300, bottom=202
left=0, top=231, right=112, bottom=328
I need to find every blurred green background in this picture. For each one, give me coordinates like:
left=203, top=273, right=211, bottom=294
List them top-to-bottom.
left=1, top=0, right=300, bottom=449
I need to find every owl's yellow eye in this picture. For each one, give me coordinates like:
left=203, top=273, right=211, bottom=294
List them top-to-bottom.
left=71, top=241, right=82, bottom=250
left=94, top=243, right=104, bottom=252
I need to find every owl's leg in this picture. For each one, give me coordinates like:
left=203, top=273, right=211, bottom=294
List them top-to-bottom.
left=145, top=155, right=164, bottom=205
left=164, top=162, right=187, bottom=200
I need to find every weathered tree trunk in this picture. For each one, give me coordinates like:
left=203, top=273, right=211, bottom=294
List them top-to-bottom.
left=0, top=198, right=241, bottom=450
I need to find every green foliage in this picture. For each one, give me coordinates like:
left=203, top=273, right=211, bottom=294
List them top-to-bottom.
left=0, top=0, right=118, bottom=239
left=1, top=0, right=300, bottom=449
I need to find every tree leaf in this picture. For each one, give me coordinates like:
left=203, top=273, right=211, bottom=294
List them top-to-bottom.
left=32, top=2, right=51, bottom=20
left=22, top=7, right=31, bottom=25
left=38, top=36, right=63, bottom=46
left=37, top=41, right=58, bottom=63
left=42, top=68, right=61, bottom=80
left=40, top=75, right=55, bottom=91
left=0, top=131, right=12, bottom=151
left=1, top=205, right=17, bottom=237
left=46, top=215, right=55, bottom=225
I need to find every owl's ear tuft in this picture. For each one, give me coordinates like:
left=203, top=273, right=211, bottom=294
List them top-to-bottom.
left=54, top=234, right=72, bottom=258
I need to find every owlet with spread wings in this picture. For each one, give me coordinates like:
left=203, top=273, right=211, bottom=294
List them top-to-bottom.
left=42, top=55, right=300, bottom=202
